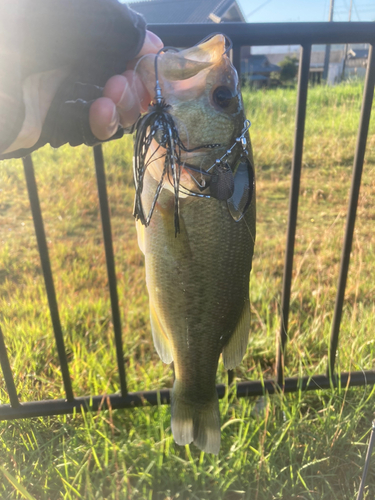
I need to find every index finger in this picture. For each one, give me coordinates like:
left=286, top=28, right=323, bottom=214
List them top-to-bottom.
left=136, top=30, right=164, bottom=58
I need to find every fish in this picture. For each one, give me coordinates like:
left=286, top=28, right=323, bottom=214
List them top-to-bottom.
left=133, top=34, right=256, bottom=454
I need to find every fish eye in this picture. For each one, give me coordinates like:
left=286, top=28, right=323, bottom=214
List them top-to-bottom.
left=212, top=86, right=234, bottom=109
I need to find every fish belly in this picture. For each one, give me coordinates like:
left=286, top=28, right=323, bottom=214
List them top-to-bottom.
left=137, top=171, right=255, bottom=453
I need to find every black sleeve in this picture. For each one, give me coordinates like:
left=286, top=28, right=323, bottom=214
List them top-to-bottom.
left=0, top=0, right=146, bottom=159
left=21, top=0, right=146, bottom=85
left=0, top=1, right=24, bottom=155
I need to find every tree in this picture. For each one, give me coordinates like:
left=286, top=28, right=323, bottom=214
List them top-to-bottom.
left=278, top=55, right=298, bottom=83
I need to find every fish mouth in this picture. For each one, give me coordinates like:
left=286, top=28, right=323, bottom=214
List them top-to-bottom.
left=145, top=138, right=230, bottom=197
left=179, top=139, right=245, bottom=196
left=181, top=144, right=222, bottom=154
left=180, top=145, right=226, bottom=166
left=179, top=147, right=225, bottom=193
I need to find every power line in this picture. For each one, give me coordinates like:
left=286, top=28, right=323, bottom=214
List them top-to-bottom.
left=245, top=0, right=273, bottom=19
left=323, top=0, right=335, bottom=80
left=352, top=0, right=361, bottom=20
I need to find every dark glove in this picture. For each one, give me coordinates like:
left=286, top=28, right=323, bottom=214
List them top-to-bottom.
left=0, top=0, right=146, bottom=159
left=0, top=80, right=125, bottom=160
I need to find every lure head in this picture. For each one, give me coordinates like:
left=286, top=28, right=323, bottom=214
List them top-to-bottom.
left=135, top=35, right=251, bottom=197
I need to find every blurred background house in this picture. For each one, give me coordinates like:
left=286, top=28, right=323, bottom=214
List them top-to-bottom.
left=126, top=0, right=371, bottom=86
left=127, top=0, right=280, bottom=85
left=128, top=0, right=246, bottom=24
left=255, top=44, right=370, bottom=85
left=265, top=47, right=345, bottom=85
left=344, top=47, right=369, bottom=78
left=240, top=50, right=281, bottom=87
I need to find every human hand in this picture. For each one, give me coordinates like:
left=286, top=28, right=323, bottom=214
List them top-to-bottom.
left=4, top=29, right=163, bottom=156
left=89, top=30, right=163, bottom=141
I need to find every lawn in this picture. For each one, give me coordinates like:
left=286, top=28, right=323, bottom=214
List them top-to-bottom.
left=1, top=80, right=375, bottom=499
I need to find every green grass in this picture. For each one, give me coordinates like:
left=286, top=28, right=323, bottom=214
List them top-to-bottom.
left=1, top=80, right=375, bottom=499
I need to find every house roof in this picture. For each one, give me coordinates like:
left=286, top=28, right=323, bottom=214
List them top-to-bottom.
left=127, top=0, right=245, bottom=24
left=242, top=54, right=280, bottom=74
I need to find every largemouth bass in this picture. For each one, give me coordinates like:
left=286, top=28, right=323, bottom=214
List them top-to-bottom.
left=134, top=35, right=256, bottom=454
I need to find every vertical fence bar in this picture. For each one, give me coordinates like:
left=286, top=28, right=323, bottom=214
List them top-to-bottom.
left=227, top=42, right=243, bottom=387
left=232, top=44, right=242, bottom=79
left=276, top=44, right=312, bottom=387
left=328, top=45, right=375, bottom=378
left=93, top=145, right=127, bottom=396
left=23, top=155, right=74, bottom=402
left=0, top=326, right=20, bottom=407
left=356, top=420, right=375, bottom=500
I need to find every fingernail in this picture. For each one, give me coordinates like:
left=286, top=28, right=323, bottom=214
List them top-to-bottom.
left=145, top=30, right=163, bottom=50
left=117, top=80, right=136, bottom=113
left=107, top=107, right=120, bottom=137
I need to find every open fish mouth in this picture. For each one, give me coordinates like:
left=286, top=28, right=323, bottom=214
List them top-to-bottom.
left=145, top=138, right=228, bottom=196
left=180, top=143, right=234, bottom=185
left=175, top=149, right=234, bottom=196
left=179, top=162, right=212, bottom=193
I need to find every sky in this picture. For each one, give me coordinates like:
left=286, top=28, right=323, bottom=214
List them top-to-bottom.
left=124, top=0, right=375, bottom=53
left=237, top=0, right=375, bottom=23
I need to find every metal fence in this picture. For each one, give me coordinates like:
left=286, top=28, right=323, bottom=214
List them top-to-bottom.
left=1, top=22, right=375, bottom=420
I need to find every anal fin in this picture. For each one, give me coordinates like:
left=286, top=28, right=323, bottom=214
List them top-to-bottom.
left=222, top=299, right=250, bottom=370
left=150, top=303, right=173, bottom=364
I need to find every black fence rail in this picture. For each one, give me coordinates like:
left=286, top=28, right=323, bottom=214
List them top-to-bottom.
left=1, top=22, right=375, bottom=420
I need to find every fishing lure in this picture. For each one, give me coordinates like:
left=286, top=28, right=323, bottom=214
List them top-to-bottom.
left=132, top=34, right=254, bottom=235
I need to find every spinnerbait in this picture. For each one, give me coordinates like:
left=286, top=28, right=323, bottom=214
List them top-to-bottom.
left=132, top=35, right=253, bottom=235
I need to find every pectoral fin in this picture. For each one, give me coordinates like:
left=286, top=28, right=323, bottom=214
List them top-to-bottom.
left=227, top=158, right=254, bottom=222
left=136, top=219, right=145, bottom=255
left=222, top=300, right=250, bottom=370
left=150, top=303, right=173, bottom=364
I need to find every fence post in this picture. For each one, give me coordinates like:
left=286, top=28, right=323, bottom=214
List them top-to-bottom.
left=276, top=44, right=312, bottom=387
left=328, top=44, right=375, bottom=378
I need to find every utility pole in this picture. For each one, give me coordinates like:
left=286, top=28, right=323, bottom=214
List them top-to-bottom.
left=323, top=0, right=335, bottom=81
left=341, top=0, right=353, bottom=81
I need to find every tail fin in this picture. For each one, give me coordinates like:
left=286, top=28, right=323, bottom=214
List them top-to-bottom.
left=171, top=381, right=221, bottom=454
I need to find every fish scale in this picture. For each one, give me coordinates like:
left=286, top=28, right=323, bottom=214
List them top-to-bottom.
left=139, top=169, right=255, bottom=452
